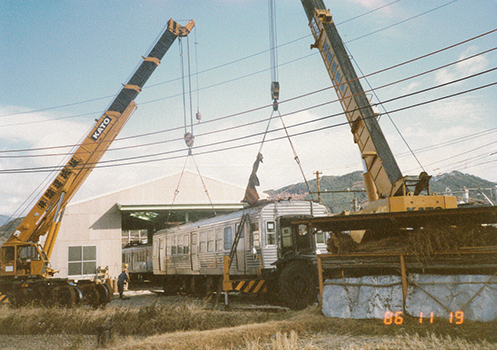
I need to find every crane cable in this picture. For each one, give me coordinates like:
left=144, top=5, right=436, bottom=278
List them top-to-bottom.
left=243, top=0, right=313, bottom=205
left=267, top=0, right=312, bottom=200
left=194, top=28, right=202, bottom=123
left=167, top=32, right=216, bottom=225
left=346, top=46, right=427, bottom=173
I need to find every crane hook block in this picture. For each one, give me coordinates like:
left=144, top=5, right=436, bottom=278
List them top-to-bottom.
left=271, top=81, right=280, bottom=101
left=271, top=81, right=280, bottom=111
left=196, top=110, right=202, bottom=121
left=184, top=132, right=195, bottom=148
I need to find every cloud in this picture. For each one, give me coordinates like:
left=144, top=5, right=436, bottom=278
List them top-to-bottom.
left=343, top=0, right=397, bottom=16
left=435, top=46, right=488, bottom=85
left=0, top=106, right=90, bottom=215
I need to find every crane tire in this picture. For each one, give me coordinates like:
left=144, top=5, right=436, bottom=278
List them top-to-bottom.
left=278, top=260, right=317, bottom=310
left=90, top=284, right=110, bottom=309
left=52, top=285, right=78, bottom=307
left=72, top=286, right=84, bottom=305
left=10, top=288, right=31, bottom=308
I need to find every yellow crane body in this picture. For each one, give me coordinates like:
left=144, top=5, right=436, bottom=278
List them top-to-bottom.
left=0, top=18, right=194, bottom=308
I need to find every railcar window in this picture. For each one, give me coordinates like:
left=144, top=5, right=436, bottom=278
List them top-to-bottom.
left=266, top=221, right=276, bottom=245
left=235, top=223, right=244, bottom=238
left=224, top=227, right=232, bottom=250
left=282, top=227, right=292, bottom=247
left=215, top=228, right=223, bottom=251
left=207, top=230, right=215, bottom=252
left=316, top=230, right=326, bottom=244
left=200, top=232, right=206, bottom=253
left=177, top=235, right=183, bottom=254
left=183, top=235, right=189, bottom=254
left=172, top=236, right=177, bottom=255
left=165, top=238, right=171, bottom=256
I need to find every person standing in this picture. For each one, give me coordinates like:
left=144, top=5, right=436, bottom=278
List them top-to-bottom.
left=117, top=264, right=130, bottom=299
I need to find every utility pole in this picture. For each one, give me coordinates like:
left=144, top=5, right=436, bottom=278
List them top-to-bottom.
left=314, top=171, right=322, bottom=204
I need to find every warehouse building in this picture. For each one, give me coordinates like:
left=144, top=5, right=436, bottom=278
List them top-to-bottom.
left=47, top=171, right=246, bottom=280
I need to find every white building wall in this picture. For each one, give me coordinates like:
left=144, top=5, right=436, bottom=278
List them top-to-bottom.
left=49, top=196, right=123, bottom=280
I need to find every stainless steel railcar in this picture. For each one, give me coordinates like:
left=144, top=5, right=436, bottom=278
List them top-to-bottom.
left=152, top=200, right=330, bottom=308
left=122, top=243, right=154, bottom=284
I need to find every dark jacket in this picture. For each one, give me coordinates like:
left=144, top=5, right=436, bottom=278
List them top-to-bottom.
left=117, top=271, right=129, bottom=286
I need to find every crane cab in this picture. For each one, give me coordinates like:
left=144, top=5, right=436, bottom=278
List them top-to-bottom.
left=0, top=241, right=49, bottom=278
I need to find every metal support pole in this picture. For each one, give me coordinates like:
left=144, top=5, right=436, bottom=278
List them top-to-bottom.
left=317, top=255, right=324, bottom=308
left=400, top=255, right=408, bottom=313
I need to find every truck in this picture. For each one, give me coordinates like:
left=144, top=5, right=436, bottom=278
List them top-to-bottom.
left=298, top=0, right=497, bottom=320
left=0, top=18, right=195, bottom=308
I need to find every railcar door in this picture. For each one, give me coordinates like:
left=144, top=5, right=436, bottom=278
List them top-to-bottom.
left=235, top=222, right=247, bottom=275
left=190, top=232, right=199, bottom=272
left=160, top=238, right=166, bottom=273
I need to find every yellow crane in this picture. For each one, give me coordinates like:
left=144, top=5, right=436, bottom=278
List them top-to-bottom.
left=0, top=18, right=195, bottom=307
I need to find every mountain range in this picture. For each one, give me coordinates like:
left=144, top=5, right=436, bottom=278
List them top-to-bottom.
left=264, top=170, right=496, bottom=213
left=0, top=215, right=9, bottom=227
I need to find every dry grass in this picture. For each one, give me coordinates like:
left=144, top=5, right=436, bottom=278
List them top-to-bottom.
left=340, top=225, right=497, bottom=259
left=405, top=225, right=497, bottom=261
left=0, top=299, right=273, bottom=336
left=0, top=303, right=496, bottom=349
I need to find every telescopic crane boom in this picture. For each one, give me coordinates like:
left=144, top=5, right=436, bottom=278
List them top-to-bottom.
left=300, top=0, right=456, bottom=214
left=0, top=18, right=194, bottom=307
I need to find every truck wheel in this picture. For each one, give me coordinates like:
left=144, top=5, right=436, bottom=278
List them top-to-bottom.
left=278, top=261, right=317, bottom=310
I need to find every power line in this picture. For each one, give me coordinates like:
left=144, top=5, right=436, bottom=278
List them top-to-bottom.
left=0, top=0, right=473, bottom=123
left=348, top=0, right=461, bottom=43
left=1, top=39, right=495, bottom=157
left=2, top=79, right=495, bottom=174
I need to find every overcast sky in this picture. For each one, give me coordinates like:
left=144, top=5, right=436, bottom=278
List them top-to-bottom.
left=1, top=0, right=496, bottom=217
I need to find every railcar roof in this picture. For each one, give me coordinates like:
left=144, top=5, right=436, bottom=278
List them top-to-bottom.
left=153, top=200, right=327, bottom=235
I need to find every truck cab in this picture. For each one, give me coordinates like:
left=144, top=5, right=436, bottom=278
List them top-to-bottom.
left=278, top=216, right=316, bottom=258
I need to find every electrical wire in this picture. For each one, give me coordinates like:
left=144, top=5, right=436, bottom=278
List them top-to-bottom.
left=0, top=0, right=469, bottom=123
left=347, top=0, right=461, bottom=44
left=1, top=40, right=495, bottom=157
left=2, top=79, right=495, bottom=175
